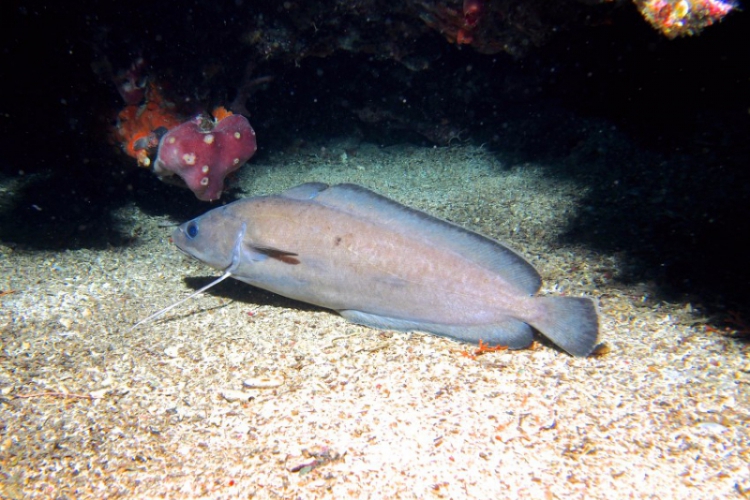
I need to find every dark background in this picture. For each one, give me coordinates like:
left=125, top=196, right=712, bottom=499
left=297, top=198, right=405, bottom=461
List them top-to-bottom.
left=1, top=0, right=748, bottom=321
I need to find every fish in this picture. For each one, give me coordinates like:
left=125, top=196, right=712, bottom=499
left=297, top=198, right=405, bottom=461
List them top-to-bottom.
left=137, top=182, right=599, bottom=356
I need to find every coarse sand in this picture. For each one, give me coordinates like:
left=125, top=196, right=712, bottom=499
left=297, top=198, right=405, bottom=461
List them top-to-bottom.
left=1, top=140, right=748, bottom=499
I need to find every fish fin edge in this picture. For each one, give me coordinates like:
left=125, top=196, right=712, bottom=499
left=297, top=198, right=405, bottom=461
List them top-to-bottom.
left=280, top=182, right=330, bottom=200
left=529, top=296, right=600, bottom=357
left=338, top=309, right=534, bottom=350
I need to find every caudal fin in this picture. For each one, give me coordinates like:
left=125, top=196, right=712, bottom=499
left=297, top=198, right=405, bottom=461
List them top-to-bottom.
left=530, top=296, right=600, bottom=356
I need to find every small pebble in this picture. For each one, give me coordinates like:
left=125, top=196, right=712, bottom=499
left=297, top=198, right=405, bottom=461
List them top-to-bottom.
left=164, top=344, right=182, bottom=358
left=242, top=375, right=284, bottom=389
left=89, top=389, right=108, bottom=399
left=220, top=389, right=255, bottom=403
left=695, top=421, right=728, bottom=434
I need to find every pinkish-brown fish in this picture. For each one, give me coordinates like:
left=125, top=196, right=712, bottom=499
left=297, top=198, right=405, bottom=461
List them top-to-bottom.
left=140, top=183, right=599, bottom=356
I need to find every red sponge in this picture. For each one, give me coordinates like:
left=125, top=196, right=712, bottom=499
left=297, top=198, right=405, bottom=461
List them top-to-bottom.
left=154, top=113, right=257, bottom=201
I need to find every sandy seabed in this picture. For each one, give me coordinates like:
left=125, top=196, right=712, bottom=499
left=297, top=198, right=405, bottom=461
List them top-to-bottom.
left=1, top=140, right=748, bottom=499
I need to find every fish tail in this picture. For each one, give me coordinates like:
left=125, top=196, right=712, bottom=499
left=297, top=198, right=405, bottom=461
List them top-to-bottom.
left=529, top=296, right=600, bottom=356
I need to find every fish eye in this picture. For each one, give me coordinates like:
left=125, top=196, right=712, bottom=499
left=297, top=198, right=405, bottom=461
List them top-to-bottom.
left=186, top=221, right=199, bottom=239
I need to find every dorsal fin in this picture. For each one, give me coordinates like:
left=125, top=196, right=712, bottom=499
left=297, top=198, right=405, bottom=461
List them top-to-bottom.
left=280, top=182, right=329, bottom=200
left=309, top=183, right=541, bottom=294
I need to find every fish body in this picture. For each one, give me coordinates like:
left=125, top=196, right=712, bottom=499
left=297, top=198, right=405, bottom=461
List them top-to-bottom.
left=171, top=183, right=599, bottom=356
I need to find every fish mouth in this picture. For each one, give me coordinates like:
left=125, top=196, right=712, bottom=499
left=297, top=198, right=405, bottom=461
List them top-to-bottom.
left=171, top=226, right=196, bottom=257
left=171, top=233, right=189, bottom=256
left=171, top=235, right=200, bottom=261
left=172, top=236, right=229, bottom=270
left=174, top=245, right=192, bottom=257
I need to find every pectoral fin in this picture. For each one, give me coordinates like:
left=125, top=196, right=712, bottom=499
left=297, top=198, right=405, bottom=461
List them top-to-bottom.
left=246, top=244, right=300, bottom=265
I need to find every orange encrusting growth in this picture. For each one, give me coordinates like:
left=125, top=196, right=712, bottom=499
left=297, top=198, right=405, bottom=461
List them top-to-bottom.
left=115, top=84, right=182, bottom=166
left=211, top=106, right=234, bottom=122
left=460, top=339, right=509, bottom=360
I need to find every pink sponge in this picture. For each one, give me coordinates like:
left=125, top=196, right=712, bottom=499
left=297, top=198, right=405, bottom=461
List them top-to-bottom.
left=154, top=114, right=257, bottom=201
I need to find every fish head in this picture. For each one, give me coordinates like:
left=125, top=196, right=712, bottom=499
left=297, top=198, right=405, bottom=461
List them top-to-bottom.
left=172, top=205, right=246, bottom=270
